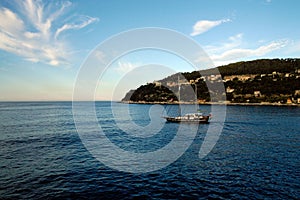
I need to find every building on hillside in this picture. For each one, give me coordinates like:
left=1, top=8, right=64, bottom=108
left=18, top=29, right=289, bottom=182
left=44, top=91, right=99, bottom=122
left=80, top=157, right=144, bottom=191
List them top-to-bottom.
left=285, top=73, right=290, bottom=78
left=223, top=74, right=257, bottom=82
left=195, top=77, right=204, bottom=82
left=179, top=79, right=189, bottom=85
left=153, top=81, right=162, bottom=87
left=166, top=82, right=176, bottom=87
left=226, top=87, right=235, bottom=93
left=294, top=90, right=300, bottom=96
left=254, top=91, right=262, bottom=97
left=244, top=94, right=252, bottom=98
left=287, top=98, right=292, bottom=104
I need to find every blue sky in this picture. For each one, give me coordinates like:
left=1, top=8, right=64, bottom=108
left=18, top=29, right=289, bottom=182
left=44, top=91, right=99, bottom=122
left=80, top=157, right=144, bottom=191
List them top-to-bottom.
left=0, top=0, right=299, bottom=101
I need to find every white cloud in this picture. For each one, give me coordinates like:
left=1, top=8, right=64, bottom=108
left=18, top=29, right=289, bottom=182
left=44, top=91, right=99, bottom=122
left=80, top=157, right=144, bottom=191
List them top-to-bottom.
left=0, top=0, right=98, bottom=66
left=0, top=8, right=24, bottom=36
left=55, top=16, right=98, bottom=39
left=190, top=18, right=230, bottom=36
left=24, top=31, right=41, bottom=39
left=205, top=33, right=243, bottom=54
left=202, top=34, right=289, bottom=66
left=209, top=39, right=288, bottom=66
left=284, top=40, right=300, bottom=55
left=94, top=50, right=107, bottom=64
left=25, top=58, right=39, bottom=63
left=115, top=61, right=140, bottom=73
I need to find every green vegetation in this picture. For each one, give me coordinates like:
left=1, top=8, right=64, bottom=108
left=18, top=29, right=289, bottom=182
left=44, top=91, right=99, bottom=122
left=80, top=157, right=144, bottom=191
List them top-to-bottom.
left=122, top=58, right=300, bottom=104
left=209, top=58, right=299, bottom=76
left=128, top=83, right=177, bottom=102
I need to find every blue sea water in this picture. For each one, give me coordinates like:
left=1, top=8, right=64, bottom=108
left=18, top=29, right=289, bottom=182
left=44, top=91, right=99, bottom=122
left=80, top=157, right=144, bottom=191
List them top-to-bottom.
left=0, top=101, right=299, bottom=199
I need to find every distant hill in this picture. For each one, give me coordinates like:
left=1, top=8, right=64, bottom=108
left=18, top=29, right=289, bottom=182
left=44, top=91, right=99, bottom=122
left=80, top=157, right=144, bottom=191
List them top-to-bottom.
left=122, top=58, right=300, bottom=104
left=159, top=58, right=300, bottom=83
left=213, top=58, right=299, bottom=75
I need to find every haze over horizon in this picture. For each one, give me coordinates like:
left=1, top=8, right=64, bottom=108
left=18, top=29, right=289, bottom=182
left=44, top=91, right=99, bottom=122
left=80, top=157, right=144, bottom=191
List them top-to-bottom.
left=1, top=0, right=299, bottom=101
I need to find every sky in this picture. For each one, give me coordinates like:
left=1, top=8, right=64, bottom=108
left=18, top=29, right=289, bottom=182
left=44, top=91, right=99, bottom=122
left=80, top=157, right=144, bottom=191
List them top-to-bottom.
left=0, top=0, right=300, bottom=101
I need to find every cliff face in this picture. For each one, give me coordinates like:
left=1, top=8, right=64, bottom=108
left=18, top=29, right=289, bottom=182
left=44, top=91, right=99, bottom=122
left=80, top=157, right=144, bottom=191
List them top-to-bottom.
left=122, top=58, right=300, bottom=104
left=122, top=89, right=136, bottom=101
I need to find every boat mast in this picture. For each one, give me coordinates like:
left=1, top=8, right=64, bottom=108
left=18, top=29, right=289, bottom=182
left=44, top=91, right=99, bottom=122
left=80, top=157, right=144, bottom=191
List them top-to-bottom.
left=178, top=75, right=181, bottom=116
left=178, top=75, right=180, bottom=103
left=195, top=83, right=197, bottom=104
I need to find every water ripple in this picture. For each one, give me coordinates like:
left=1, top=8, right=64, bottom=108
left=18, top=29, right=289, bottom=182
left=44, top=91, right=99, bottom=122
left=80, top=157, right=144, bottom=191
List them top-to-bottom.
left=0, top=102, right=299, bottom=199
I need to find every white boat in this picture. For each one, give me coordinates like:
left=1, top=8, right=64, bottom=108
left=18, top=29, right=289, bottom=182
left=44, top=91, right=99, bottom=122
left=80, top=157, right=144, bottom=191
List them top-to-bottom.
left=163, top=75, right=210, bottom=123
left=164, top=112, right=210, bottom=123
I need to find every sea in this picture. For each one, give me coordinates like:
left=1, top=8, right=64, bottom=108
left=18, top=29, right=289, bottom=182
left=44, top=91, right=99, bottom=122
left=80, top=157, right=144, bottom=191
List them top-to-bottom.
left=0, top=101, right=299, bottom=199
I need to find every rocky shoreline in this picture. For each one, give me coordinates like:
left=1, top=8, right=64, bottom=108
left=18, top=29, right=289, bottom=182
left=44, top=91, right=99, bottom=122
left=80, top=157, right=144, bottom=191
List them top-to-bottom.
left=121, top=101, right=300, bottom=107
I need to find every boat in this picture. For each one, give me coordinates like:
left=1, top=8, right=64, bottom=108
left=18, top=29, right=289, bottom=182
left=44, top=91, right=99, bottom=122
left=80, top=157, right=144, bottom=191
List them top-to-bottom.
left=163, top=75, right=211, bottom=123
left=164, top=112, right=210, bottom=123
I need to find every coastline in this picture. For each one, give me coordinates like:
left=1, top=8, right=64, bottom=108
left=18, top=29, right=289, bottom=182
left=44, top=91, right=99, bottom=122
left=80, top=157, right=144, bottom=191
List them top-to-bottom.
left=120, top=101, right=300, bottom=107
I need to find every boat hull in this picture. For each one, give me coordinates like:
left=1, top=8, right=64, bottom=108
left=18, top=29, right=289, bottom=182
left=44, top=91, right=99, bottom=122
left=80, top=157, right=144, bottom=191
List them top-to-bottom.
left=164, top=116, right=210, bottom=124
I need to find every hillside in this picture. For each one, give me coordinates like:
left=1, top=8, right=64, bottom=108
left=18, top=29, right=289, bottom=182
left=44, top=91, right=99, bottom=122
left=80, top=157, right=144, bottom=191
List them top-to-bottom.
left=122, top=58, right=300, bottom=104
left=158, top=58, right=300, bottom=83
left=217, top=58, right=298, bottom=75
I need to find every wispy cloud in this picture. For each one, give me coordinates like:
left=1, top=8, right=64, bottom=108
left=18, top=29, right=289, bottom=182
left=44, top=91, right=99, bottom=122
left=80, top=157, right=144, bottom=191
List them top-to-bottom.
left=0, top=0, right=98, bottom=66
left=55, top=15, right=98, bottom=39
left=190, top=18, right=230, bottom=36
left=205, top=33, right=243, bottom=54
left=203, top=34, right=289, bottom=66
left=284, top=39, right=300, bottom=55
left=211, top=40, right=287, bottom=60
left=94, top=50, right=107, bottom=64
left=115, top=61, right=140, bottom=73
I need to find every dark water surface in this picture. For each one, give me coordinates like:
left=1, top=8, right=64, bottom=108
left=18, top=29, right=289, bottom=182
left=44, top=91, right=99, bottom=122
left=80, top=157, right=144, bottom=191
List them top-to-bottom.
left=0, top=102, right=299, bottom=199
